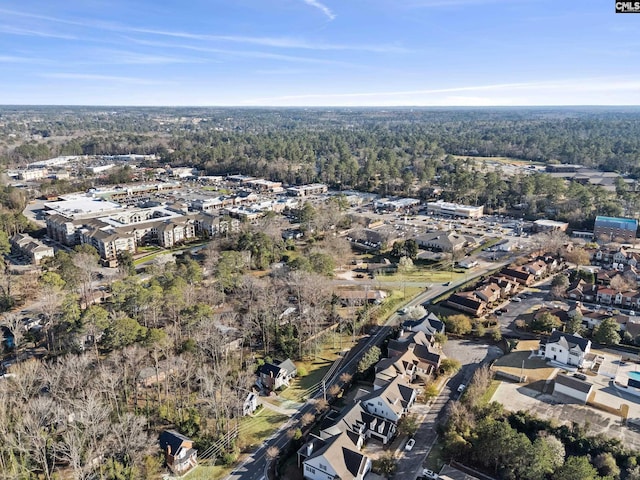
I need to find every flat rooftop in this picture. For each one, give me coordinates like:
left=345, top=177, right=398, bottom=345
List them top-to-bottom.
left=44, top=196, right=122, bottom=218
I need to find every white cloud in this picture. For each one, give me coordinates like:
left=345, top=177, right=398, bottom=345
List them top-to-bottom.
left=302, top=0, right=336, bottom=20
left=0, top=25, right=77, bottom=40
left=123, top=37, right=360, bottom=66
left=0, top=55, right=48, bottom=64
left=40, top=73, right=169, bottom=85
left=243, top=77, right=640, bottom=106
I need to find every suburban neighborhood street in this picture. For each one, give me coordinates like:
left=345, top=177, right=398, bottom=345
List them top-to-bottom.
left=223, top=261, right=509, bottom=480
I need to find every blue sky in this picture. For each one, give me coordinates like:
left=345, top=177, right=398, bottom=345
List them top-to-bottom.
left=0, top=0, right=639, bottom=106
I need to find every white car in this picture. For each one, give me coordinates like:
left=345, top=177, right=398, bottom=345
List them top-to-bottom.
left=512, top=297, right=522, bottom=302
left=457, top=384, right=466, bottom=394
left=405, top=438, right=415, bottom=451
left=422, top=469, right=439, bottom=479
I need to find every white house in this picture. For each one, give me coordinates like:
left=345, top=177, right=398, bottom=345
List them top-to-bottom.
left=541, top=331, right=591, bottom=368
left=553, top=373, right=593, bottom=404
left=356, top=377, right=417, bottom=423
left=243, top=392, right=259, bottom=416
left=321, top=400, right=398, bottom=445
left=298, top=432, right=371, bottom=480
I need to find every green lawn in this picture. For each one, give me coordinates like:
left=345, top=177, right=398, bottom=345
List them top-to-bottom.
left=377, top=269, right=462, bottom=284
left=279, top=359, right=333, bottom=402
left=479, top=379, right=502, bottom=405
left=238, top=408, right=288, bottom=450
left=184, top=464, right=232, bottom=480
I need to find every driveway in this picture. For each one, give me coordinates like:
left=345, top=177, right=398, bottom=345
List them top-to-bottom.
left=392, top=341, right=502, bottom=480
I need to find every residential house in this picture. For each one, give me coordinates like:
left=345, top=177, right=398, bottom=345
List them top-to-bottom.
left=10, top=233, right=54, bottom=265
left=523, top=259, right=547, bottom=278
left=500, top=266, right=535, bottom=286
left=488, top=276, right=517, bottom=298
left=566, top=280, right=598, bottom=302
left=474, top=283, right=502, bottom=304
left=596, top=287, right=617, bottom=305
left=337, top=289, right=387, bottom=307
left=446, top=292, right=486, bottom=317
left=402, top=312, right=445, bottom=336
left=626, top=319, right=640, bottom=343
left=387, top=330, right=436, bottom=357
left=540, top=331, right=592, bottom=368
left=374, top=342, right=441, bottom=388
left=138, top=358, right=187, bottom=388
left=257, top=359, right=297, bottom=391
left=357, top=377, right=417, bottom=423
left=243, top=391, right=259, bottom=416
left=320, top=402, right=397, bottom=445
left=159, top=430, right=197, bottom=475
left=298, top=432, right=371, bottom=480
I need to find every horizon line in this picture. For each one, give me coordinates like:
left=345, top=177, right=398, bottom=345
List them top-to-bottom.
left=1, top=104, right=640, bottom=109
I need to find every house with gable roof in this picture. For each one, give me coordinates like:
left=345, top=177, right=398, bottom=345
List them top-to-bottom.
left=474, top=283, right=502, bottom=304
left=446, top=291, right=486, bottom=316
left=402, top=312, right=445, bottom=336
left=540, top=331, right=592, bottom=368
left=257, top=358, right=297, bottom=391
left=357, top=377, right=417, bottom=423
left=320, top=401, right=398, bottom=445
left=159, top=430, right=197, bottom=475
left=298, top=431, right=371, bottom=480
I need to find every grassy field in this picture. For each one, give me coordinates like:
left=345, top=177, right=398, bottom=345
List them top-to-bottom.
left=376, top=269, right=462, bottom=284
left=492, top=351, right=556, bottom=383
left=279, top=358, right=334, bottom=402
left=237, top=408, right=289, bottom=450
left=185, top=464, right=232, bottom=480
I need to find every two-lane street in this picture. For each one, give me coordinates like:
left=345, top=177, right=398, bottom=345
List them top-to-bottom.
left=223, top=261, right=510, bottom=480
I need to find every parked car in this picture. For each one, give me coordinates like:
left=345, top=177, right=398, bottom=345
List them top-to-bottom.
left=512, top=297, right=522, bottom=302
left=398, top=307, right=409, bottom=315
left=457, top=384, right=466, bottom=394
left=405, top=438, right=416, bottom=451
left=422, top=469, right=439, bottom=479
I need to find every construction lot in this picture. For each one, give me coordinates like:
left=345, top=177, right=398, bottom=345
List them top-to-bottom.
left=491, top=341, right=640, bottom=450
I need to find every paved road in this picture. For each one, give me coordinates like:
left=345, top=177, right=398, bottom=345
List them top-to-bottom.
left=223, top=261, right=512, bottom=480
left=393, top=342, right=503, bottom=480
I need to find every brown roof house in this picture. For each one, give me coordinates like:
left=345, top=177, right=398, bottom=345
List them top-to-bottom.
left=500, top=266, right=535, bottom=286
left=446, top=291, right=486, bottom=317
left=159, top=430, right=197, bottom=475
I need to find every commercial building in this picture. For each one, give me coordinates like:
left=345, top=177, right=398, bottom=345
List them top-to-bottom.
left=286, top=183, right=328, bottom=197
left=374, top=197, right=420, bottom=211
left=425, top=200, right=484, bottom=218
left=594, top=216, right=638, bottom=242
left=532, top=219, right=569, bottom=233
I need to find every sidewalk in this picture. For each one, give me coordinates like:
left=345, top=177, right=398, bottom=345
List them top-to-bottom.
left=259, top=396, right=303, bottom=416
